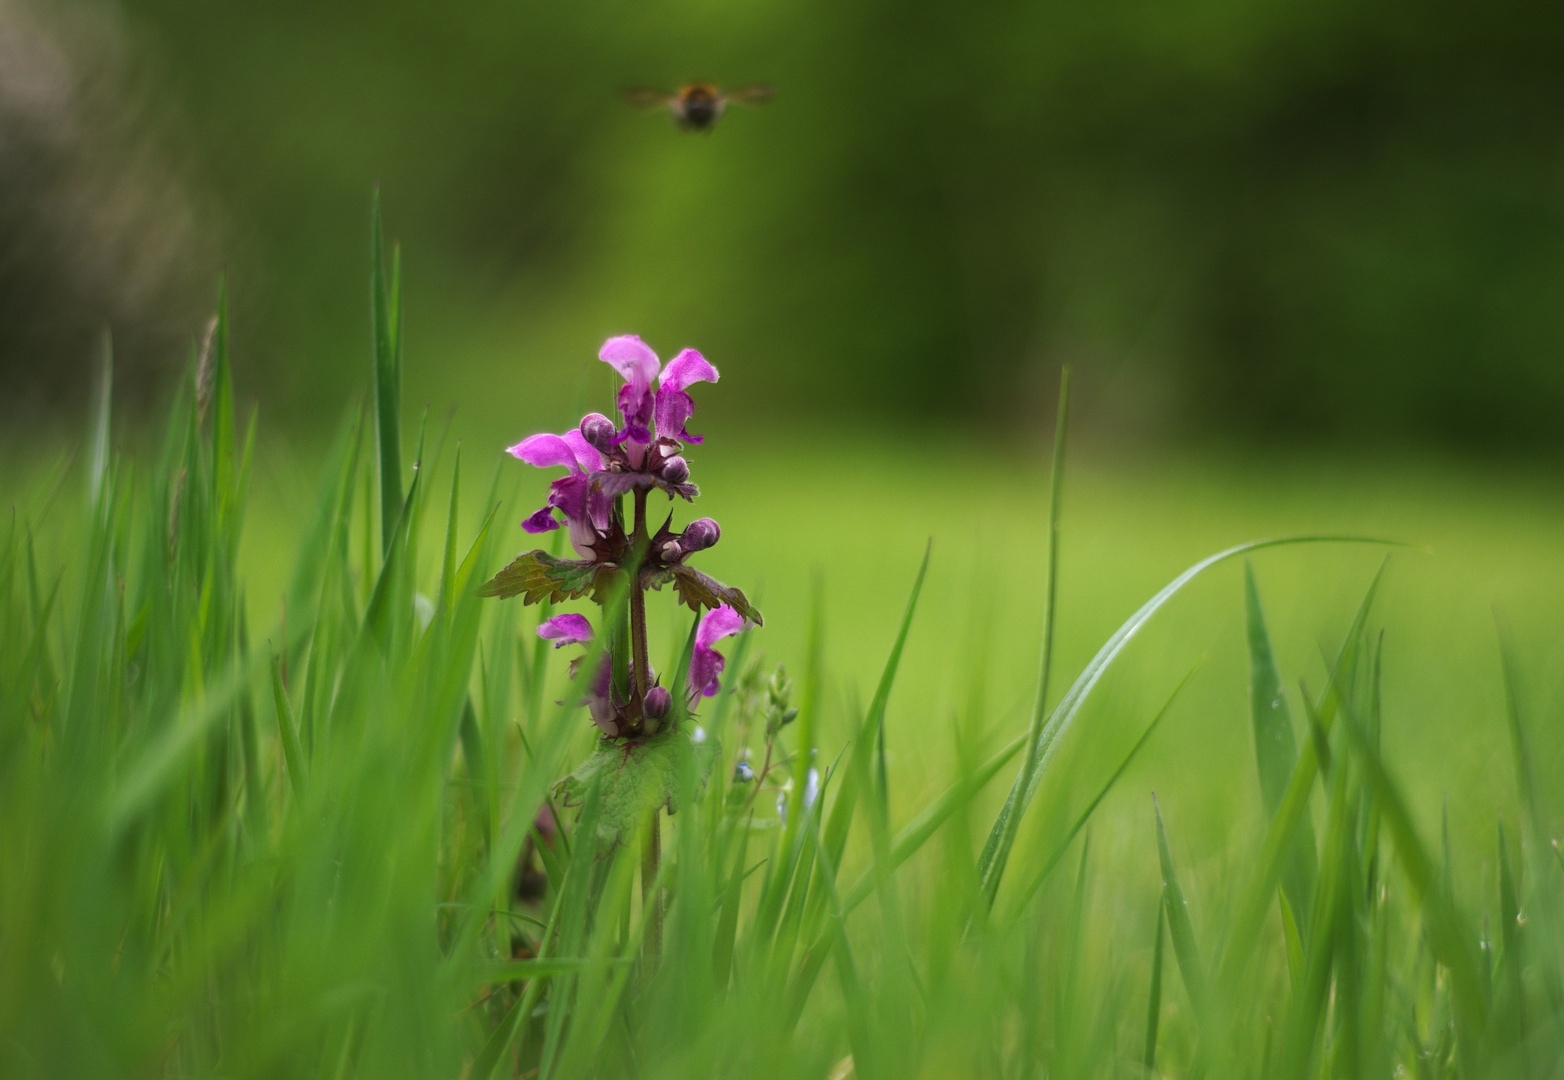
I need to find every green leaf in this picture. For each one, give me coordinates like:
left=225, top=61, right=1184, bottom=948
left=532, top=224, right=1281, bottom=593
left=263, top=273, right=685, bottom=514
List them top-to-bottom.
left=370, top=189, right=403, bottom=557
left=479, top=549, right=612, bottom=604
left=1246, top=562, right=1317, bottom=940
left=669, top=564, right=763, bottom=625
left=1210, top=566, right=1387, bottom=1006
left=1495, top=614, right=1543, bottom=839
left=271, top=652, right=306, bottom=797
left=1337, top=705, right=1488, bottom=1062
left=556, top=730, right=706, bottom=852
left=1154, top=796, right=1208, bottom=1017
left=1279, top=888, right=1305, bottom=993
left=1143, top=902, right=1165, bottom=1073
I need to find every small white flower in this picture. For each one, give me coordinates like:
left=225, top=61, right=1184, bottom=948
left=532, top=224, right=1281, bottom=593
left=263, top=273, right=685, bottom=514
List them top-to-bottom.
left=776, top=767, right=820, bottom=816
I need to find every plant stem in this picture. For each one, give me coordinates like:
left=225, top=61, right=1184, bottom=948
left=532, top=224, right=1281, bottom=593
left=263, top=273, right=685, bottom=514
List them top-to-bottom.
left=629, top=488, right=652, bottom=720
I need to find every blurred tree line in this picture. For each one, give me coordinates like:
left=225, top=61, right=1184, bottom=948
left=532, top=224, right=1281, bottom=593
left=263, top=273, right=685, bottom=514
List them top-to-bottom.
left=5, top=0, right=1564, bottom=448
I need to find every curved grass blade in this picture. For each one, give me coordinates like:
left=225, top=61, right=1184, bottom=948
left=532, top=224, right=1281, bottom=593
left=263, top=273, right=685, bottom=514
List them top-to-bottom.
left=977, top=534, right=1399, bottom=909
left=1003, top=660, right=1199, bottom=922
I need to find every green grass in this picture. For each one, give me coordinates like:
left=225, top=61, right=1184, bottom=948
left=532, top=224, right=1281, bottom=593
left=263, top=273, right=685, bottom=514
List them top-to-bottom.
left=3, top=268, right=1564, bottom=1079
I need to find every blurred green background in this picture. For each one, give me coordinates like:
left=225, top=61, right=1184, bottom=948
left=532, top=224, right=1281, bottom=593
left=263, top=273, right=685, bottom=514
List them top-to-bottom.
left=3, top=0, right=1563, bottom=861
left=6, top=0, right=1564, bottom=448
left=4, top=10, right=1564, bottom=1072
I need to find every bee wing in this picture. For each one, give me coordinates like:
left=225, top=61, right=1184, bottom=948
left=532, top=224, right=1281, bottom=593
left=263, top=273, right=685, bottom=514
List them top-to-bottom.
left=725, top=84, right=775, bottom=106
left=621, top=88, right=675, bottom=111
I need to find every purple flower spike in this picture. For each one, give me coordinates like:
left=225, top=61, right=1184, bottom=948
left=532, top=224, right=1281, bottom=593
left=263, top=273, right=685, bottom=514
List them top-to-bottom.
left=600, top=335, right=661, bottom=446
left=654, top=348, right=719, bottom=444
left=689, top=603, right=746, bottom=699
left=538, top=613, right=593, bottom=648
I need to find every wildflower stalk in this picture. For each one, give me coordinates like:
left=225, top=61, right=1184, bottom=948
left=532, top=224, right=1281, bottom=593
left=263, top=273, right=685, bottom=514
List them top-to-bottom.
left=484, top=334, right=761, bottom=859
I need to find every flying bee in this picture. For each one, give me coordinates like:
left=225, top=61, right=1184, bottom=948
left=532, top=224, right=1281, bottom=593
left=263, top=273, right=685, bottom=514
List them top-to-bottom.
left=621, top=83, right=775, bottom=131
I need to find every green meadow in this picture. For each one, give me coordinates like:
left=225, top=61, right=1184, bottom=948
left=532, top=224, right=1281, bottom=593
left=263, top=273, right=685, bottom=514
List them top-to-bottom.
left=4, top=259, right=1562, bottom=1077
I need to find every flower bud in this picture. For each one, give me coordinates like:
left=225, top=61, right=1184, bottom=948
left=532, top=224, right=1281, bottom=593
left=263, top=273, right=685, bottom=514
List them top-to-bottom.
left=579, top=412, right=616, bottom=452
left=660, top=455, right=690, bottom=484
left=680, top=517, right=720, bottom=553
left=660, top=539, right=683, bottom=562
left=643, top=686, right=671, bottom=720
left=733, top=760, right=755, bottom=784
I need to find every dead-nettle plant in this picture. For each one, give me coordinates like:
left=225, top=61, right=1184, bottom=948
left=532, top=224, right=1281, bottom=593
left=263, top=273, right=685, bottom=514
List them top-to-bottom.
left=481, top=335, right=764, bottom=852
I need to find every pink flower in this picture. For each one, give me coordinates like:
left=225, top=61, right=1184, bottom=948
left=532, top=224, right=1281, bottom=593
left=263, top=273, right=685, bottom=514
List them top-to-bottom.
left=598, top=335, right=720, bottom=449
left=654, top=349, right=720, bottom=444
left=506, top=429, right=611, bottom=560
left=688, top=604, right=746, bottom=699
left=536, top=613, right=620, bottom=737
left=537, top=613, right=593, bottom=648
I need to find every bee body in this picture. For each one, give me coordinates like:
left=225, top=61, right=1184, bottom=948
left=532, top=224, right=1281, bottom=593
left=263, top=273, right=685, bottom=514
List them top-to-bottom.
left=623, top=83, right=774, bottom=131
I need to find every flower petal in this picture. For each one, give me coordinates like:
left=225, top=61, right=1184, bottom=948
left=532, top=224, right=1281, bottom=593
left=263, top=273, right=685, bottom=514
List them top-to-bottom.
left=599, top=335, right=661, bottom=387
left=658, top=348, right=719, bottom=393
left=654, top=349, right=718, bottom=442
left=616, top=383, right=655, bottom=444
left=653, top=387, right=700, bottom=443
left=560, top=429, right=604, bottom=472
left=508, top=430, right=601, bottom=474
left=508, top=433, right=579, bottom=471
left=547, top=473, right=592, bottom=521
left=587, top=487, right=612, bottom=533
left=522, top=506, right=559, bottom=533
left=688, top=604, right=748, bottom=698
left=696, top=604, right=746, bottom=650
left=538, top=613, right=594, bottom=647
left=689, top=645, right=726, bottom=699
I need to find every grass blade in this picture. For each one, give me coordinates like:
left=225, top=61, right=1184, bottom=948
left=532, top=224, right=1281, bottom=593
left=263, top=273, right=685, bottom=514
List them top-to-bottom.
left=371, top=189, right=402, bottom=557
left=982, top=367, right=1068, bottom=907
left=976, top=534, right=1397, bottom=906
left=1246, top=562, right=1317, bottom=940
left=271, top=651, right=306, bottom=796
left=1003, top=661, right=1197, bottom=922
left=1337, top=702, right=1488, bottom=1068
left=1154, top=795, right=1208, bottom=1017
left=1144, top=902, right=1165, bottom=1072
